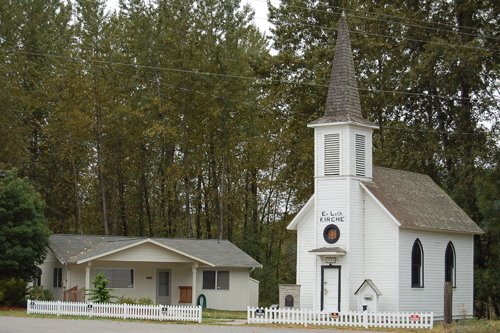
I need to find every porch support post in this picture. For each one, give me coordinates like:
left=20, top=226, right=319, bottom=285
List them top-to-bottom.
left=85, top=261, right=92, bottom=301
left=192, top=263, right=198, bottom=306
left=66, top=265, right=71, bottom=289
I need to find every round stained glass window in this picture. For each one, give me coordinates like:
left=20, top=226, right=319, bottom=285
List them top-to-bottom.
left=323, top=224, right=340, bottom=244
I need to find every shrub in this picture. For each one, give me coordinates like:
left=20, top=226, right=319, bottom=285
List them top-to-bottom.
left=87, top=272, right=113, bottom=303
left=0, top=278, right=27, bottom=306
left=26, top=286, right=52, bottom=301
left=116, top=296, right=136, bottom=304
left=116, top=296, right=154, bottom=305
left=138, top=297, right=154, bottom=305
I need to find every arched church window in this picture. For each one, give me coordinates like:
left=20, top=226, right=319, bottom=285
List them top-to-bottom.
left=411, top=239, right=424, bottom=288
left=445, top=242, right=456, bottom=287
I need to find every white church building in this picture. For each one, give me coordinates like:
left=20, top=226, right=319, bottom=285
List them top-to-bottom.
left=287, top=15, right=483, bottom=320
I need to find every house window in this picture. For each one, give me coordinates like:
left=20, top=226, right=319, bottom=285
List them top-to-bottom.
left=324, top=133, right=340, bottom=176
left=411, top=239, right=424, bottom=288
left=445, top=242, right=456, bottom=287
left=53, top=267, right=63, bottom=288
left=95, top=268, right=134, bottom=288
left=202, top=270, right=230, bottom=290
left=217, top=271, right=229, bottom=290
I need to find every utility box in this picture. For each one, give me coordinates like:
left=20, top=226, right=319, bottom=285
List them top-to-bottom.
left=354, top=279, right=382, bottom=312
left=279, top=284, right=301, bottom=309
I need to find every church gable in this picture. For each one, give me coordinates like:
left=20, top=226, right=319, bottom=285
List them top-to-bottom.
left=287, top=195, right=314, bottom=230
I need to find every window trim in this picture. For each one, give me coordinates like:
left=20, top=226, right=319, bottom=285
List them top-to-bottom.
left=411, top=239, right=424, bottom=288
left=445, top=242, right=456, bottom=288
left=95, top=268, right=135, bottom=289
left=202, top=270, right=230, bottom=291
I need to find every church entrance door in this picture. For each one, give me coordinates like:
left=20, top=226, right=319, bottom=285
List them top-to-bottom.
left=321, top=265, right=340, bottom=312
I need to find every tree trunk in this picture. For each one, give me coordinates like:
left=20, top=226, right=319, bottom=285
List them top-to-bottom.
left=71, top=159, right=83, bottom=235
left=195, top=175, right=202, bottom=239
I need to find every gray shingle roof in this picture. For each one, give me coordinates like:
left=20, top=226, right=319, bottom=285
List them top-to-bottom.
left=309, top=13, right=376, bottom=128
left=364, top=167, right=483, bottom=234
left=49, top=234, right=262, bottom=268
left=309, top=247, right=346, bottom=254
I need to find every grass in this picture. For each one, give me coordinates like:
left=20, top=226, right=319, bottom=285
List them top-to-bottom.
left=1, top=307, right=498, bottom=332
left=202, top=308, right=247, bottom=320
left=426, top=319, right=500, bottom=333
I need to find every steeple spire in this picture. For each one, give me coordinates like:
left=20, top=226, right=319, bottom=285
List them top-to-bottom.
left=309, top=13, right=376, bottom=127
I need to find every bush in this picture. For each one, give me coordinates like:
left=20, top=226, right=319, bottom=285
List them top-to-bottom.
left=87, top=272, right=113, bottom=303
left=0, top=278, right=27, bottom=306
left=26, top=286, right=52, bottom=301
left=116, top=296, right=154, bottom=305
left=116, top=296, right=136, bottom=304
left=138, top=297, right=154, bottom=305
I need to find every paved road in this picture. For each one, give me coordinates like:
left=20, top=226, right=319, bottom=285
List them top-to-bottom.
left=0, top=316, right=387, bottom=333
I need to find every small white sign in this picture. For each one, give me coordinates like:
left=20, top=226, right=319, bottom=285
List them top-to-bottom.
left=325, top=257, right=336, bottom=264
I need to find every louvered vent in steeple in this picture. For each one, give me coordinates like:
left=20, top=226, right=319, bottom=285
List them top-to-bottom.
left=324, top=134, right=340, bottom=176
left=355, top=134, right=366, bottom=176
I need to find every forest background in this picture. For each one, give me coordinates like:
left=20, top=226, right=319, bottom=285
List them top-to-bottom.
left=0, top=0, right=498, bottom=317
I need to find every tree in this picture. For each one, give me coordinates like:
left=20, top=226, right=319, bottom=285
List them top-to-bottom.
left=0, top=169, right=50, bottom=280
left=88, top=272, right=113, bottom=303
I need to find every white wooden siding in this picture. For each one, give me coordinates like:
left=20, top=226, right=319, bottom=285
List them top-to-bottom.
left=314, top=125, right=373, bottom=179
left=314, top=125, right=347, bottom=177
left=350, top=127, right=373, bottom=179
left=315, top=178, right=348, bottom=248
left=348, top=181, right=365, bottom=310
left=363, top=189, right=399, bottom=311
left=297, top=202, right=316, bottom=309
left=399, top=230, right=474, bottom=319
left=98, top=242, right=195, bottom=262
left=38, top=250, right=66, bottom=300
left=44, top=260, right=253, bottom=310
left=90, top=261, right=192, bottom=304
left=196, top=268, right=250, bottom=310
left=248, top=278, right=260, bottom=307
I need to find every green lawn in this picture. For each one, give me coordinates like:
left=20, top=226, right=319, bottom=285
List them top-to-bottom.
left=1, top=308, right=498, bottom=332
left=202, top=308, right=247, bottom=320
left=425, top=319, right=500, bottom=333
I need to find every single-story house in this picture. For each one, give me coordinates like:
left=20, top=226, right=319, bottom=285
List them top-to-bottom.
left=39, top=234, right=261, bottom=310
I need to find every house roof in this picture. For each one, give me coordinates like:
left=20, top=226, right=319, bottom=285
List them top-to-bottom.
left=309, top=13, right=376, bottom=128
left=364, top=167, right=483, bottom=234
left=49, top=234, right=262, bottom=268
left=354, top=279, right=382, bottom=296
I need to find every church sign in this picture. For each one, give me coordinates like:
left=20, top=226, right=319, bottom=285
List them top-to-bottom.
left=320, top=211, right=345, bottom=223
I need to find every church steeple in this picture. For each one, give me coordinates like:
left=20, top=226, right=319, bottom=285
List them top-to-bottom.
left=310, top=13, right=376, bottom=127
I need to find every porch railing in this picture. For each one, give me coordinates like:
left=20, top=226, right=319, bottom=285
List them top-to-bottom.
left=63, top=286, right=85, bottom=302
left=27, top=299, right=202, bottom=323
left=247, top=306, right=433, bottom=329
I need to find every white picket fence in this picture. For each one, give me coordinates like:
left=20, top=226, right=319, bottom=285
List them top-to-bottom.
left=27, top=299, right=202, bottom=323
left=247, top=306, right=433, bottom=329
